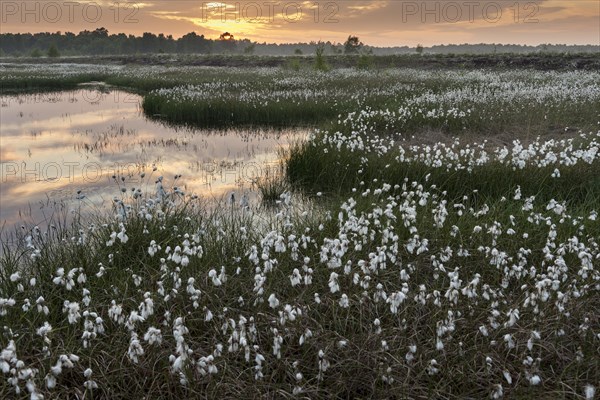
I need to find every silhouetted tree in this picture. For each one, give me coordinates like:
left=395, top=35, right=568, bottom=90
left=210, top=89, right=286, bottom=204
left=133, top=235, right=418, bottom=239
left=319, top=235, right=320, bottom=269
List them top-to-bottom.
left=0, top=29, right=597, bottom=57
left=344, top=35, right=363, bottom=54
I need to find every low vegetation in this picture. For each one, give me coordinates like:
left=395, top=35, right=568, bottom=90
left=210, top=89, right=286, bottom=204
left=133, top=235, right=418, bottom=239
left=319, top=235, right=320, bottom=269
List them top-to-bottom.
left=1, top=59, right=599, bottom=399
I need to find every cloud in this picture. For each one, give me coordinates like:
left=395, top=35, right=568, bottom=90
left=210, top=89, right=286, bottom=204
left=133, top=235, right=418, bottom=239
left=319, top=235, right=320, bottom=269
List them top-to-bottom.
left=0, top=0, right=597, bottom=45
left=347, top=1, right=390, bottom=14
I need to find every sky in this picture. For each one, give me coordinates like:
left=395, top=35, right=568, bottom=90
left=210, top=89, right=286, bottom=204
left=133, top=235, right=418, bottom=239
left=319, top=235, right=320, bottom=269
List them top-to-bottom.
left=1, top=0, right=598, bottom=46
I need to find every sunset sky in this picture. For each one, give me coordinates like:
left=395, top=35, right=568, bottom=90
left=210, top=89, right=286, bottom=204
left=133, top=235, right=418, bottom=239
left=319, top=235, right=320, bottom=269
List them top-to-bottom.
left=1, top=0, right=598, bottom=46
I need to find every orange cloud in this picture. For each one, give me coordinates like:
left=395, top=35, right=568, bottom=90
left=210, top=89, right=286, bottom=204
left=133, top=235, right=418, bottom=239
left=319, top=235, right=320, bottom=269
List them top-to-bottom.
left=0, top=0, right=597, bottom=45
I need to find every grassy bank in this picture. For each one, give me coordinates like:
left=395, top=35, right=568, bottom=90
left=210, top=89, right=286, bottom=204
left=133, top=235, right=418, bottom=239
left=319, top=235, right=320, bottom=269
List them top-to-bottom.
left=3, top=52, right=600, bottom=70
left=3, top=62, right=599, bottom=130
left=143, top=68, right=600, bottom=130
left=283, top=68, right=600, bottom=200
left=287, top=133, right=600, bottom=206
left=1, top=176, right=598, bottom=398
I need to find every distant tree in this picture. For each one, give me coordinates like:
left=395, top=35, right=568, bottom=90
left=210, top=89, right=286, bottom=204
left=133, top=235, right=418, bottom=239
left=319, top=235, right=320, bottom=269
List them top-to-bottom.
left=93, top=27, right=109, bottom=37
left=141, top=32, right=158, bottom=53
left=178, top=32, right=209, bottom=54
left=217, top=32, right=236, bottom=53
left=157, top=33, right=174, bottom=53
left=344, top=35, right=363, bottom=54
left=314, top=42, right=329, bottom=72
left=47, top=44, right=60, bottom=57
left=416, top=44, right=424, bottom=55
left=31, top=48, right=42, bottom=57
left=294, top=48, right=303, bottom=55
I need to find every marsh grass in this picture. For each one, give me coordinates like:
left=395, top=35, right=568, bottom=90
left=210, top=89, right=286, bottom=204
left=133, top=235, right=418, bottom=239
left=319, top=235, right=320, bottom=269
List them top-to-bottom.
left=1, top=61, right=599, bottom=399
left=3, top=64, right=598, bottom=132
left=139, top=69, right=600, bottom=131
left=0, top=73, right=108, bottom=93
left=142, top=93, right=337, bottom=128
left=286, top=136, right=600, bottom=206
left=256, top=175, right=289, bottom=206
left=1, top=179, right=598, bottom=398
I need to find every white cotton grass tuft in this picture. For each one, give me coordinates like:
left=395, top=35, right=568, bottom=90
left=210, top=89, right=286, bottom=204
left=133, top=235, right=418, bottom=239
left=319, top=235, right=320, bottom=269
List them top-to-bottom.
left=208, top=269, right=222, bottom=286
left=328, top=272, right=340, bottom=293
left=268, top=293, right=280, bottom=309
left=338, top=294, right=349, bottom=308
left=505, top=308, right=520, bottom=327
left=144, top=327, right=163, bottom=345
left=127, top=332, right=144, bottom=364
left=83, top=368, right=98, bottom=390
left=529, top=375, right=541, bottom=385
left=491, top=384, right=503, bottom=399
left=584, top=385, right=596, bottom=400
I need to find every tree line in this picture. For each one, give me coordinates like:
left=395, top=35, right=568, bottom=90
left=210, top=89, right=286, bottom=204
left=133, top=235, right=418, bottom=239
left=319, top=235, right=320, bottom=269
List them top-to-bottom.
left=0, top=28, right=241, bottom=57
left=0, top=29, right=597, bottom=57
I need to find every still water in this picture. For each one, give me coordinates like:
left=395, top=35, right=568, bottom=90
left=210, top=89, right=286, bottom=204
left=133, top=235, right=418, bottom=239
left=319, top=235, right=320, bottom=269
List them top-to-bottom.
left=0, top=87, right=306, bottom=226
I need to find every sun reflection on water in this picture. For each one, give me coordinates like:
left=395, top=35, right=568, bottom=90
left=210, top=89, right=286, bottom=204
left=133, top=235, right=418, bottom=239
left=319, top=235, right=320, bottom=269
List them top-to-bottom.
left=0, top=88, right=307, bottom=226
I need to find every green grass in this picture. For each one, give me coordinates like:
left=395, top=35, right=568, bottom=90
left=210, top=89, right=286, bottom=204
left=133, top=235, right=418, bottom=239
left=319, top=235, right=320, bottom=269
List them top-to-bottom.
left=1, top=59, right=599, bottom=399
left=2, top=61, right=598, bottom=131
left=0, top=73, right=108, bottom=93
left=142, top=92, right=339, bottom=127
left=286, top=136, right=600, bottom=206
left=255, top=172, right=290, bottom=206
left=1, top=181, right=598, bottom=398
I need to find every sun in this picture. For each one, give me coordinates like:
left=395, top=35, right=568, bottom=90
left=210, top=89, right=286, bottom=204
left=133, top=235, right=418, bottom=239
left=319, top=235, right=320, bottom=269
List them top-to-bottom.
left=219, top=32, right=235, bottom=41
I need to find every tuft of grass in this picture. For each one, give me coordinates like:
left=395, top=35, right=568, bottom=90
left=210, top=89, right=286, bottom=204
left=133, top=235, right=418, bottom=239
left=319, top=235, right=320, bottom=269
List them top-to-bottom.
left=256, top=177, right=289, bottom=206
